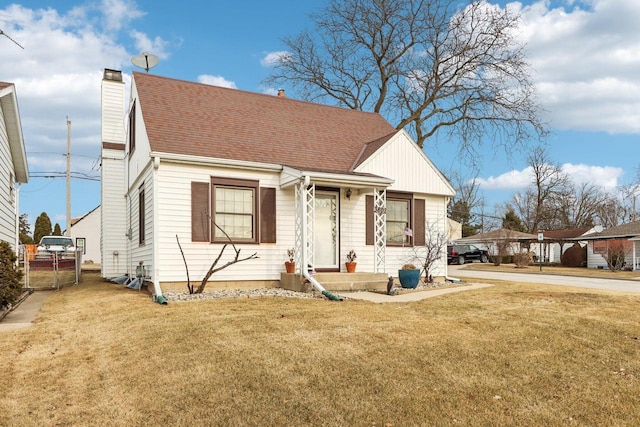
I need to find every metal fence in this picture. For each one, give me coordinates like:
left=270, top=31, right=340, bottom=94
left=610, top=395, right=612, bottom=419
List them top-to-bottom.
left=19, top=245, right=82, bottom=290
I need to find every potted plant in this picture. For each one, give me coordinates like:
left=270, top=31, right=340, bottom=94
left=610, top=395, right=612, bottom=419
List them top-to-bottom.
left=285, top=248, right=295, bottom=273
left=345, top=250, right=357, bottom=273
left=398, top=263, right=420, bottom=288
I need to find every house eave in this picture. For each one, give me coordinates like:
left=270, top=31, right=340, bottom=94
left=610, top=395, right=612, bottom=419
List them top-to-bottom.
left=0, top=85, right=28, bottom=183
left=150, top=151, right=284, bottom=172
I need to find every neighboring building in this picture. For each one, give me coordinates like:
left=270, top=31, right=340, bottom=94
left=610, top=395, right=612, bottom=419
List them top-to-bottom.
left=100, top=70, right=455, bottom=296
left=0, top=82, right=28, bottom=251
left=69, top=206, right=101, bottom=264
left=447, top=218, right=462, bottom=242
left=580, top=221, right=640, bottom=270
left=541, top=226, right=599, bottom=264
left=458, top=228, right=538, bottom=258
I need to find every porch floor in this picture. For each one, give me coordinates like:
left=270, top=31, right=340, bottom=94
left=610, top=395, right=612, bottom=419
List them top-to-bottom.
left=280, top=272, right=389, bottom=293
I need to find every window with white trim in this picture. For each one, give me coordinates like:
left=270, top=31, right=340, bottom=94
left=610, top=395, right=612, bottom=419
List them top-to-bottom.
left=387, top=199, right=410, bottom=244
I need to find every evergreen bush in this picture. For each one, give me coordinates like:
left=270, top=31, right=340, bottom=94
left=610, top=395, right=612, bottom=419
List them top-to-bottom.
left=0, top=241, right=23, bottom=310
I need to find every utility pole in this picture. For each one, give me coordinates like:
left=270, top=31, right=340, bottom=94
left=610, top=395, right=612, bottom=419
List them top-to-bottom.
left=66, top=117, right=71, bottom=237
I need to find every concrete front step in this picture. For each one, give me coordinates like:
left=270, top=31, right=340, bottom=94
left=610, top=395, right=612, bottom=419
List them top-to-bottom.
left=280, top=272, right=389, bottom=292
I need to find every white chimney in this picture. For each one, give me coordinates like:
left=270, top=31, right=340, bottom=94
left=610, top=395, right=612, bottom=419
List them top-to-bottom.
left=101, top=69, right=125, bottom=145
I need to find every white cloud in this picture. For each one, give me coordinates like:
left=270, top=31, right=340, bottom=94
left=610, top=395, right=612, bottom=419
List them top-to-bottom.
left=99, top=0, right=145, bottom=31
left=510, top=0, right=640, bottom=134
left=0, top=1, right=166, bottom=222
left=260, top=51, right=290, bottom=67
left=197, top=74, right=237, bottom=89
left=477, top=163, right=624, bottom=191
left=560, top=163, right=623, bottom=190
left=476, top=168, right=533, bottom=190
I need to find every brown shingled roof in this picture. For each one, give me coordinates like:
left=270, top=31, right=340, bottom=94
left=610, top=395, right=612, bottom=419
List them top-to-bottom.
left=133, top=72, right=397, bottom=173
left=0, top=82, right=13, bottom=90
left=583, top=220, right=640, bottom=239
left=542, top=227, right=593, bottom=239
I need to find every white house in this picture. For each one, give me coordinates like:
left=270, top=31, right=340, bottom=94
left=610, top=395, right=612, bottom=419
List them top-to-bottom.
left=100, top=70, right=455, bottom=298
left=0, top=82, right=28, bottom=251
left=69, top=206, right=101, bottom=264
left=581, top=221, right=640, bottom=270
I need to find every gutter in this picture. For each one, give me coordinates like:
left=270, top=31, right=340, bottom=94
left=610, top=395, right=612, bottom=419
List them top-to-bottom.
left=151, top=155, right=167, bottom=304
left=303, top=269, right=343, bottom=301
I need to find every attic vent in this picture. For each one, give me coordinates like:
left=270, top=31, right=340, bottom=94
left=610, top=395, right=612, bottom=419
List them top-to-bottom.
left=277, top=89, right=285, bottom=97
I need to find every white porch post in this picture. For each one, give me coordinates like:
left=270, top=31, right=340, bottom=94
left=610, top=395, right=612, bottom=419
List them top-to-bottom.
left=295, top=179, right=315, bottom=274
left=373, top=188, right=386, bottom=273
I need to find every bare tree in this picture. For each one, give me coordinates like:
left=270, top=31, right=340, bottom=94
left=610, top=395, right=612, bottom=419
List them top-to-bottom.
left=266, top=0, right=547, bottom=159
left=510, top=146, right=571, bottom=232
left=448, top=170, right=484, bottom=236
left=550, top=182, right=605, bottom=229
left=405, top=219, right=448, bottom=282
left=176, top=222, right=258, bottom=294
left=601, top=239, right=633, bottom=272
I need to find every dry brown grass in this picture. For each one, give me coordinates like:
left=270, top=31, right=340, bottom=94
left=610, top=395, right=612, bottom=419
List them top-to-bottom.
left=2, top=275, right=640, bottom=426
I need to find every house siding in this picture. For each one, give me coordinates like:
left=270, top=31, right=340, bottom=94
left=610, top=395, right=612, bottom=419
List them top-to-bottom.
left=101, top=75, right=126, bottom=145
left=0, top=103, right=16, bottom=248
left=355, top=132, right=454, bottom=197
left=101, top=147, right=127, bottom=277
left=154, top=162, right=291, bottom=284
left=128, top=166, right=154, bottom=278
left=70, top=207, right=101, bottom=263
left=587, top=241, right=635, bottom=270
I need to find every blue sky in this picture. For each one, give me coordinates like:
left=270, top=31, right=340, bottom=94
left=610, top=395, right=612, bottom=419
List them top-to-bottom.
left=0, top=0, right=638, bottom=231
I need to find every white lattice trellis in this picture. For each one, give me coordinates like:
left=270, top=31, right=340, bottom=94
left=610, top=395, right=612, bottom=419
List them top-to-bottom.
left=295, top=181, right=315, bottom=273
left=373, top=188, right=386, bottom=273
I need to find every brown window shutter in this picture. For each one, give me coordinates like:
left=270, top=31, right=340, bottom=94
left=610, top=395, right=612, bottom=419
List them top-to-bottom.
left=191, top=182, right=210, bottom=242
left=260, top=187, right=276, bottom=243
left=366, top=195, right=373, bottom=245
left=414, top=198, right=425, bottom=246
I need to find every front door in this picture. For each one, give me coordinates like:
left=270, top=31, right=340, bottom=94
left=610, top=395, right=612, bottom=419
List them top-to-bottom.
left=314, top=191, right=339, bottom=269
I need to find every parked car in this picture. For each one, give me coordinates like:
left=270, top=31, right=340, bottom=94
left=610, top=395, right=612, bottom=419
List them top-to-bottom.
left=36, top=236, right=76, bottom=259
left=447, top=244, right=489, bottom=265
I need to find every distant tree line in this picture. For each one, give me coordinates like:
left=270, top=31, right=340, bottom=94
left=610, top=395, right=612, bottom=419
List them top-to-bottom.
left=449, top=147, right=640, bottom=236
left=19, top=212, right=63, bottom=244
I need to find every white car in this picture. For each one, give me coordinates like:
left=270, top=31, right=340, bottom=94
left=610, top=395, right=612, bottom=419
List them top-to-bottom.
left=36, top=236, right=76, bottom=258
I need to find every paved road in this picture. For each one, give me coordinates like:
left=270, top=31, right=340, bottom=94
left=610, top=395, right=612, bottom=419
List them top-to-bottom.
left=449, top=264, right=640, bottom=294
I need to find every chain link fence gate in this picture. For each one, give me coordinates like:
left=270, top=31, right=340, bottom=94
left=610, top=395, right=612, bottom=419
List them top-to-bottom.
left=20, top=245, right=82, bottom=290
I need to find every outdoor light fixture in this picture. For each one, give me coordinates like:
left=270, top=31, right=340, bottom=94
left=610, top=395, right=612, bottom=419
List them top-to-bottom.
left=345, top=188, right=352, bottom=199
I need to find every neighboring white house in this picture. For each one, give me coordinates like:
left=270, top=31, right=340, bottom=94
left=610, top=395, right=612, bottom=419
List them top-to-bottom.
left=100, top=70, right=455, bottom=297
left=0, top=82, right=28, bottom=251
left=69, top=206, right=101, bottom=264
left=580, top=221, right=640, bottom=270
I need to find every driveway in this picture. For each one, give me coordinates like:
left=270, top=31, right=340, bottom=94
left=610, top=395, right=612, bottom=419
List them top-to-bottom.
left=449, top=264, right=640, bottom=294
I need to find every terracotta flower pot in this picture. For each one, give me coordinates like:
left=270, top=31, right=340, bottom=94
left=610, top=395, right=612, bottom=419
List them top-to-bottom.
left=285, top=261, right=295, bottom=273
left=345, top=261, right=357, bottom=273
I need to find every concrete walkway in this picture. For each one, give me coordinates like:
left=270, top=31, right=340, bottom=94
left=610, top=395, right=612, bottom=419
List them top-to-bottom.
left=450, top=266, right=640, bottom=294
left=339, top=283, right=493, bottom=303
left=0, top=291, right=51, bottom=332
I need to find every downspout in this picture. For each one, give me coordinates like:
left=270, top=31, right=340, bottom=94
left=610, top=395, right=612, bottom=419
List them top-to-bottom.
left=151, top=155, right=167, bottom=304
left=299, top=175, right=342, bottom=301
left=14, top=183, right=21, bottom=258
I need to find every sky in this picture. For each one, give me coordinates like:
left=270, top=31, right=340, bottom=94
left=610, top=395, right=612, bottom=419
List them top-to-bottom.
left=0, top=0, right=638, bottom=231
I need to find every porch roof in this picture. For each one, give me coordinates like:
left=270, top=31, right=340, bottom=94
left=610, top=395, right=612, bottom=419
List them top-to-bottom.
left=459, top=228, right=538, bottom=243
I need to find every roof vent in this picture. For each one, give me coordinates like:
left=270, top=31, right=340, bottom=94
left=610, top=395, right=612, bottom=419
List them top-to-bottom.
left=277, top=89, right=285, bottom=97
